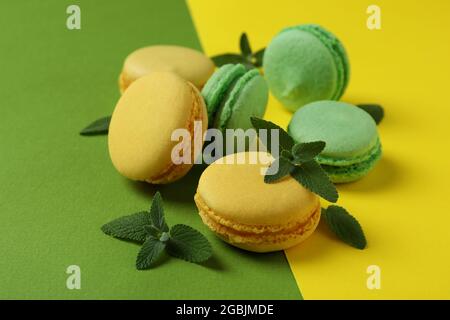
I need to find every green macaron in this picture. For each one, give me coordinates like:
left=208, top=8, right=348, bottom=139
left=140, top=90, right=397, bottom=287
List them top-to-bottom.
left=263, top=24, right=350, bottom=111
left=202, top=64, right=268, bottom=130
left=288, top=101, right=382, bottom=183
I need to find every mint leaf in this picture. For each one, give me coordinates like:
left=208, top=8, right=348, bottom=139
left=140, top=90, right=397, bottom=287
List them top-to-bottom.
left=240, top=33, right=252, bottom=57
left=252, top=48, right=265, bottom=67
left=211, top=54, right=248, bottom=67
left=357, top=104, right=384, bottom=124
left=80, top=116, right=111, bottom=136
left=250, top=117, right=294, bottom=153
left=292, top=141, right=326, bottom=164
left=264, top=156, right=293, bottom=183
left=291, top=161, right=338, bottom=203
left=149, top=192, right=168, bottom=232
left=322, top=206, right=367, bottom=249
left=101, top=211, right=150, bottom=242
left=143, top=225, right=161, bottom=239
left=167, top=225, right=212, bottom=263
left=136, top=237, right=166, bottom=270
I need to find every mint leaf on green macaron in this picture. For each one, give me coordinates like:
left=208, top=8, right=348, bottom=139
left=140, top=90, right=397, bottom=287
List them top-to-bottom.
left=240, top=32, right=252, bottom=57
left=211, top=33, right=265, bottom=69
left=252, top=48, right=265, bottom=67
left=211, top=53, right=250, bottom=67
left=357, top=104, right=384, bottom=124
left=80, top=116, right=111, bottom=136
left=250, top=117, right=294, bottom=152
left=291, top=141, right=326, bottom=164
left=291, top=160, right=338, bottom=203
left=101, top=192, right=212, bottom=270
left=322, top=206, right=367, bottom=249
left=167, top=224, right=213, bottom=263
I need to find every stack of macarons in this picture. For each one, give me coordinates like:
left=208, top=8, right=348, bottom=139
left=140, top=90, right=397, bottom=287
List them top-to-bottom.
left=109, top=46, right=269, bottom=184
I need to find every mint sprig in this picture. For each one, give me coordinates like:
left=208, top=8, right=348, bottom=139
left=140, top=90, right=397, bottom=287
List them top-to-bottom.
left=211, top=33, right=265, bottom=69
left=357, top=104, right=384, bottom=124
left=80, top=116, right=111, bottom=136
left=251, top=117, right=367, bottom=249
left=252, top=117, right=338, bottom=203
left=101, top=192, right=213, bottom=269
left=322, top=206, right=367, bottom=250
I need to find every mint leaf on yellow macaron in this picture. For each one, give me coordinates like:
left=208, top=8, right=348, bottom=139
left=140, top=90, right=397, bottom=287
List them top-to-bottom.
left=357, top=104, right=384, bottom=124
left=80, top=116, right=111, bottom=136
left=250, top=117, right=294, bottom=152
left=291, top=141, right=326, bottom=164
left=264, top=155, right=293, bottom=183
left=291, top=161, right=339, bottom=203
left=322, top=206, right=367, bottom=249
left=167, top=224, right=213, bottom=263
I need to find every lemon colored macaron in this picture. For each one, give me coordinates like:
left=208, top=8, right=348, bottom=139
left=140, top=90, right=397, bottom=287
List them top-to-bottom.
left=119, top=45, right=215, bottom=93
left=109, top=72, right=207, bottom=184
left=195, top=152, right=321, bottom=253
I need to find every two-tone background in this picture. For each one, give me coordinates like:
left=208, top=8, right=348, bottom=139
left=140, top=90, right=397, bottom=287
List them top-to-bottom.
left=1, top=0, right=449, bottom=299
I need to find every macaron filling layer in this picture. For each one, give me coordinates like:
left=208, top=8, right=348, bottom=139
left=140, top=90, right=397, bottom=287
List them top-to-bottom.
left=282, top=24, right=349, bottom=100
left=201, top=64, right=247, bottom=123
left=213, top=69, right=260, bottom=130
left=317, top=138, right=381, bottom=166
left=320, top=141, right=382, bottom=183
left=195, top=192, right=321, bottom=246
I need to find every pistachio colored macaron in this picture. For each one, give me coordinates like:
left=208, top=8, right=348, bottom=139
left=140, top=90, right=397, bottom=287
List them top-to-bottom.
left=263, top=24, right=350, bottom=111
left=119, top=45, right=215, bottom=93
left=201, top=64, right=269, bottom=130
left=109, top=71, right=208, bottom=184
left=288, top=101, right=382, bottom=183
left=195, top=152, right=321, bottom=253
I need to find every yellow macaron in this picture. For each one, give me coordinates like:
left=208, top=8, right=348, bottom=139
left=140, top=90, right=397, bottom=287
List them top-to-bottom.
left=119, top=45, right=215, bottom=93
left=109, top=71, right=207, bottom=184
left=194, top=152, right=321, bottom=252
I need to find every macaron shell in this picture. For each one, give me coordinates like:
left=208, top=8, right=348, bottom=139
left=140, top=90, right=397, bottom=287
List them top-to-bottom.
left=292, top=24, right=350, bottom=100
left=263, top=29, right=338, bottom=111
left=120, top=45, right=215, bottom=92
left=201, top=64, right=247, bottom=123
left=214, top=70, right=268, bottom=130
left=108, top=72, right=206, bottom=183
left=288, top=101, right=379, bottom=160
left=195, top=152, right=320, bottom=252
left=196, top=152, right=319, bottom=226
left=198, top=201, right=321, bottom=253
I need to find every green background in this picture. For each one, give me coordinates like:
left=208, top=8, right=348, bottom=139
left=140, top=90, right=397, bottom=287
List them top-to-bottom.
left=0, top=0, right=301, bottom=299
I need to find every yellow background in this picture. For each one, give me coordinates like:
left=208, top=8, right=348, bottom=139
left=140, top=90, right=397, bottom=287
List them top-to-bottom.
left=188, top=0, right=450, bottom=299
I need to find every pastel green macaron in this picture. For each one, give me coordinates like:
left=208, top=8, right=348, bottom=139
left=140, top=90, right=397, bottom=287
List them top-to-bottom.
left=263, top=24, right=350, bottom=111
left=201, top=64, right=268, bottom=130
left=288, top=101, right=382, bottom=183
